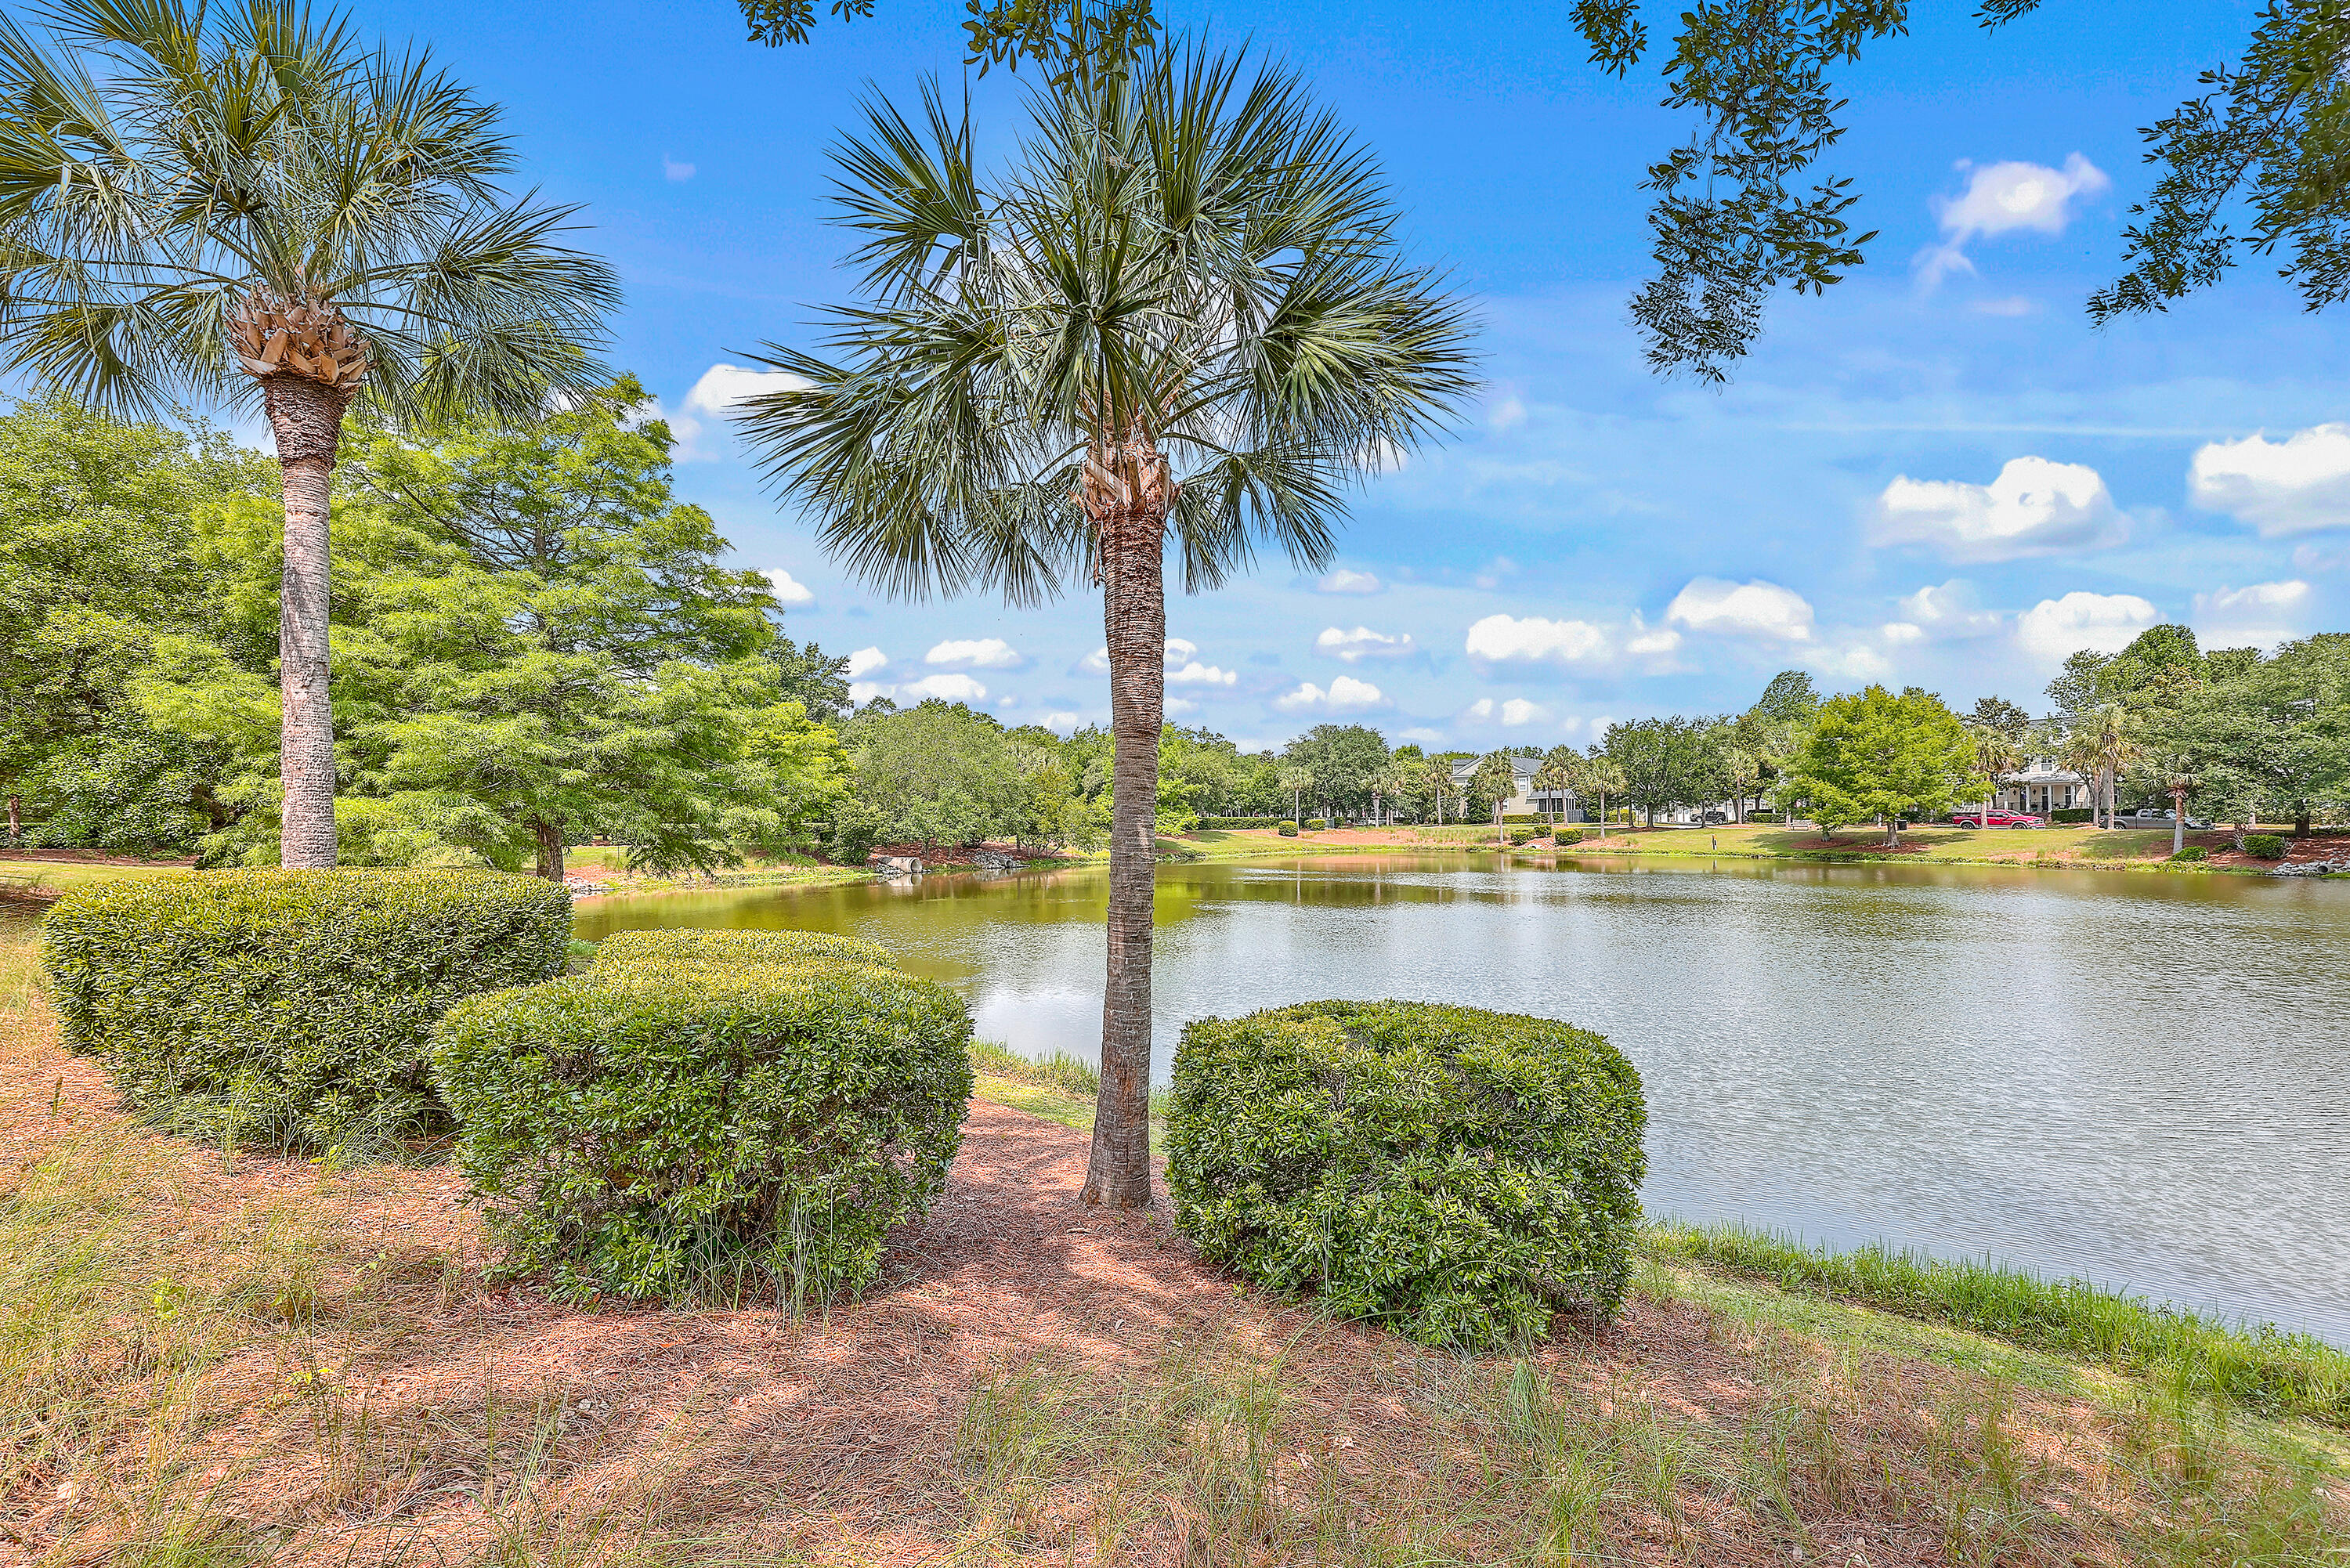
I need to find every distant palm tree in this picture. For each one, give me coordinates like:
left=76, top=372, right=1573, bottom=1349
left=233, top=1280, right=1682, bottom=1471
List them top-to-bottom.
left=0, top=2, right=618, bottom=867
left=735, top=45, right=1473, bottom=1209
left=2081, top=704, right=2137, bottom=829
left=1966, top=722, right=2021, bottom=826
left=1533, top=746, right=1578, bottom=824
left=1583, top=753, right=1625, bottom=835
left=1278, top=764, right=1313, bottom=828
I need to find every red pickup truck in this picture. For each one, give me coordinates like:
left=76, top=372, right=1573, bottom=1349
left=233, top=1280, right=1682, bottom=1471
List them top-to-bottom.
left=1950, top=810, right=2045, bottom=829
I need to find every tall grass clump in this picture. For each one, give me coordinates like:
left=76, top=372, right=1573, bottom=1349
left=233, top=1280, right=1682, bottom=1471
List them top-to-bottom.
left=969, top=1039, right=1101, bottom=1098
left=1649, top=1222, right=2350, bottom=1427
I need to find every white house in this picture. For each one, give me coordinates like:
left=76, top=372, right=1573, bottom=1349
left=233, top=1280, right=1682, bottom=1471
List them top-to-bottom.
left=1448, top=756, right=1579, bottom=819
left=1994, top=757, right=2088, bottom=816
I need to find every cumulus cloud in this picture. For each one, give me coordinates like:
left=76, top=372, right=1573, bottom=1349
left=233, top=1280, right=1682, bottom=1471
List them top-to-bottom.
left=1918, top=154, right=2110, bottom=286
left=663, top=156, right=696, bottom=182
left=663, top=363, right=812, bottom=459
left=1489, top=396, right=1527, bottom=432
left=2189, top=424, right=2350, bottom=536
left=1870, top=456, right=2125, bottom=561
left=762, top=567, right=815, bottom=607
left=1317, top=568, right=1381, bottom=594
left=1665, top=578, right=1815, bottom=642
left=1885, top=580, right=2003, bottom=641
left=2193, top=580, right=2312, bottom=649
left=2015, top=591, right=2160, bottom=666
left=1465, top=612, right=1610, bottom=665
left=1315, top=625, right=1416, bottom=662
left=925, top=638, right=1022, bottom=669
left=1804, top=642, right=1895, bottom=682
left=846, top=646, right=888, bottom=678
left=1167, top=660, right=1237, bottom=687
left=900, top=673, right=987, bottom=703
left=1272, top=676, right=1386, bottom=714
left=1463, top=696, right=1549, bottom=728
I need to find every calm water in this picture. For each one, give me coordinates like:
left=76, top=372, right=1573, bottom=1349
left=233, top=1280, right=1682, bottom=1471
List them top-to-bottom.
left=576, top=854, right=2350, bottom=1343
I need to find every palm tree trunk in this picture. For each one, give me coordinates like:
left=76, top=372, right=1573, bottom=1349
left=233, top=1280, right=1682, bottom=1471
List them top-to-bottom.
left=262, top=376, right=352, bottom=869
left=1081, top=439, right=1167, bottom=1212
left=2172, top=785, right=2187, bottom=855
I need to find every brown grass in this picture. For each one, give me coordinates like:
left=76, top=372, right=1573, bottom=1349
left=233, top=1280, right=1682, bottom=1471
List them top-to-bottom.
left=2, top=948, right=2344, bottom=1566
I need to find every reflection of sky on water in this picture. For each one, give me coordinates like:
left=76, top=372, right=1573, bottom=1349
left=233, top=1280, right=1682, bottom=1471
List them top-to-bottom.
left=578, top=855, right=2350, bottom=1344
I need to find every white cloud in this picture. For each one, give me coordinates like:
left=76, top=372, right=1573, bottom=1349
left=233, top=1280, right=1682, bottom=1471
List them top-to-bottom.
left=1918, top=154, right=2110, bottom=286
left=663, top=156, right=696, bottom=182
left=1971, top=295, right=2035, bottom=317
left=663, top=363, right=812, bottom=459
left=1489, top=396, right=1527, bottom=432
left=2189, top=424, right=2350, bottom=536
left=1869, top=456, right=2124, bottom=561
left=761, top=567, right=815, bottom=607
left=1317, top=569, right=1382, bottom=594
left=1665, top=578, right=1815, bottom=642
left=1894, top=580, right=2004, bottom=640
left=2193, top=580, right=2312, bottom=649
left=2016, top=591, right=2160, bottom=666
left=1465, top=612, right=1611, bottom=665
left=1622, top=617, right=1683, bottom=658
left=1881, top=622, right=1926, bottom=645
left=1315, top=625, right=1416, bottom=663
left=925, top=637, right=1023, bottom=670
left=1805, top=642, right=1895, bottom=682
left=846, top=646, right=889, bottom=678
left=1166, top=660, right=1237, bottom=688
left=899, top=672, right=987, bottom=703
left=1272, top=676, right=1386, bottom=714
left=1165, top=696, right=1200, bottom=716
left=1463, top=696, right=1546, bottom=727
left=1037, top=710, right=1087, bottom=733
left=1397, top=727, right=1447, bottom=747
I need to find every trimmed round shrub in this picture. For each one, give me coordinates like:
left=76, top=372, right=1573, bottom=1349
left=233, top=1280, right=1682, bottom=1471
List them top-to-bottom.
left=1305, top=817, right=1329, bottom=831
left=1278, top=820, right=1300, bottom=837
left=1508, top=828, right=1538, bottom=845
left=1553, top=828, right=1584, bottom=846
left=2244, top=833, right=2289, bottom=860
left=2169, top=846, right=2209, bottom=863
left=42, top=870, right=569, bottom=1150
left=590, top=925, right=897, bottom=973
left=432, top=941, right=972, bottom=1305
left=1167, top=1000, right=1646, bottom=1349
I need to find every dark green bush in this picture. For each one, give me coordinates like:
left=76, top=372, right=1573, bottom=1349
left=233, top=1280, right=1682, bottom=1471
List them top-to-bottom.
left=2051, top=807, right=2095, bottom=824
left=1202, top=816, right=1282, bottom=829
left=1305, top=817, right=1328, bottom=830
left=1278, top=821, right=1300, bottom=837
left=1553, top=828, right=1583, bottom=845
left=1508, top=829, right=1537, bottom=845
left=2245, top=833, right=2288, bottom=860
left=2169, top=846, right=2209, bottom=863
left=42, top=870, right=569, bottom=1151
left=433, top=934, right=971, bottom=1305
left=1166, top=1000, right=1646, bottom=1349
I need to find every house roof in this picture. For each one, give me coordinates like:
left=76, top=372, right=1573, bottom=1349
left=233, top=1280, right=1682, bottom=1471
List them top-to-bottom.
left=1450, top=755, right=1546, bottom=784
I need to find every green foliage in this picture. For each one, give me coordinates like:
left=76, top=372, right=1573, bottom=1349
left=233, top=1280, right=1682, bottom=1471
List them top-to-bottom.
left=1773, top=685, right=1978, bottom=836
left=844, top=702, right=1029, bottom=850
left=1283, top=724, right=1392, bottom=820
left=2051, top=807, right=2095, bottom=824
left=1200, top=816, right=1282, bottom=829
left=1303, top=818, right=1328, bottom=831
left=1277, top=821, right=1300, bottom=837
left=1508, top=828, right=1537, bottom=845
left=1553, top=828, right=1583, bottom=845
left=2244, top=833, right=2288, bottom=860
left=2169, top=845, right=2209, bottom=862
left=42, top=870, right=569, bottom=1149
left=433, top=931, right=971, bottom=1305
left=1166, top=1000, right=1647, bottom=1350
left=968, top=1039, right=1101, bottom=1097
left=1652, top=1222, right=2350, bottom=1428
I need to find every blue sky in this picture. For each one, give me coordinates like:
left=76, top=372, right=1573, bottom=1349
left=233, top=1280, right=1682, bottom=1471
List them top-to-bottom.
left=375, top=0, right=2347, bottom=748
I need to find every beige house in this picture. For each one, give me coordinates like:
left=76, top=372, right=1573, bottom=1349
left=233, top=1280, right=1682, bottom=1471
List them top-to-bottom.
left=1448, top=756, right=1578, bottom=819
left=1995, top=757, right=2089, bottom=816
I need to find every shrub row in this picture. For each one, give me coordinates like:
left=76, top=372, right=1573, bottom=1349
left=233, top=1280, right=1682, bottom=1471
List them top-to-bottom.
left=2050, top=807, right=2095, bottom=824
left=1200, top=816, right=1284, bottom=829
left=2245, top=833, right=2288, bottom=860
left=42, top=870, right=571, bottom=1150
left=436, top=926, right=971, bottom=1303
left=1166, top=1000, right=1647, bottom=1349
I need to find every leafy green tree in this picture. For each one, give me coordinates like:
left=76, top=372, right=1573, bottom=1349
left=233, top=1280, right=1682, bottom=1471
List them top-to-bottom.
left=0, top=2, right=620, bottom=866
left=1571, top=2, right=2350, bottom=378
left=734, top=43, right=1473, bottom=1209
left=0, top=394, right=273, bottom=847
left=2153, top=635, right=2348, bottom=840
left=1774, top=686, right=1979, bottom=847
left=1969, top=695, right=2031, bottom=737
left=843, top=702, right=1029, bottom=851
left=1604, top=716, right=1713, bottom=827
left=1285, top=724, right=1390, bottom=822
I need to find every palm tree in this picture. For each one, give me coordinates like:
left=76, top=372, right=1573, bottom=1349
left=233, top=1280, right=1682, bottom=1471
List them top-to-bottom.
left=0, top=2, right=618, bottom=868
left=734, top=45, right=1473, bottom=1209
left=2081, top=703, right=2137, bottom=829
left=1966, top=721, right=2021, bottom=826
left=1533, top=745, right=1577, bottom=824
left=1584, top=753, right=1625, bottom=836
left=1278, top=764, right=1312, bottom=828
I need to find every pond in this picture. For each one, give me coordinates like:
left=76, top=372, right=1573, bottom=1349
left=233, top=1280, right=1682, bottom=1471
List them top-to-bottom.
left=575, top=853, right=2350, bottom=1344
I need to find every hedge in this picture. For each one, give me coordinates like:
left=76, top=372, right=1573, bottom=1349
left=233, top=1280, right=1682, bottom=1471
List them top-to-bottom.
left=2051, top=807, right=2095, bottom=824
left=1201, top=816, right=1283, bottom=829
left=1553, top=828, right=1583, bottom=845
left=2245, top=833, right=2288, bottom=860
left=42, top=870, right=570, bottom=1150
left=432, top=931, right=971, bottom=1305
left=1166, top=1000, right=1647, bottom=1349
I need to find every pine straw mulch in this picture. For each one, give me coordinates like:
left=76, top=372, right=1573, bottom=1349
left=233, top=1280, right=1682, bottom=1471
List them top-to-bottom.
left=2, top=1013, right=2344, bottom=1567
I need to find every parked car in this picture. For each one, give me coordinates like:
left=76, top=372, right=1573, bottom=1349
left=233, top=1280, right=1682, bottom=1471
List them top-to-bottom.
left=2114, top=807, right=2212, bottom=830
left=1698, top=810, right=1730, bottom=825
left=1950, top=810, right=2044, bottom=829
